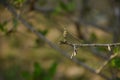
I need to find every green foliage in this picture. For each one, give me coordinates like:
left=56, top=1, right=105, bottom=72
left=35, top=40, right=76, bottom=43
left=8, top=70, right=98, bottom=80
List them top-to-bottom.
left=10, top=0, right=26, bottom=8
left=11, top=0, right=26, bottom=5
left=54, top=0, right=75, bottom=14
left=61, top=0, right=75, bottom=12
left=59, top=1, right=68, bottom=12
left=66, top=1, right=76, bottom=12
left=54, top=6, right=62, bottom=14
left=0, top=18, right=18, bottom=35
left=6, top=18, right=19, bottom=35
left=0, top=21, right=7, bottom=32
left=0, top=24, right=5, bottom=32
left=38, top=29, right=48, bottom=36
left=89, top=32, right=97, bottom=42
left=110, top=47, right=120, bottom=69
left=113, top=47, right=120, bottom=54
left=110, top=57, right=120, bottom=69
left=0, top=61, right=57, bottom=80
left=22, top=62, right=58, bottom=80
left=33, top=62, right=44, bottom=80
left=33, top=62, right=57, bottom=80
left=48, top=62, right=57, bottom=77
left=3, top=65, right=22, bottom=80
left=22, top=71, right=32, bottom=80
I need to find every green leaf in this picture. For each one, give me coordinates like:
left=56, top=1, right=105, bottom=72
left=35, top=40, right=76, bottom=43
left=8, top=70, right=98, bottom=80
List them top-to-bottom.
left=13, top=0, right=26, bottom=4
left=58, top=0, right=75, bottom=12
left=53, top=1, right=75, bottom=14
left=59, top=1, right=68, bottom=11
left=67, top=1, right=75, bottom=12
left=54, top=6, right=62, bottom=14
left=0, top=21, right=7, bottom=32
left=0, top=23, right=5, bottom=31
left=38, top=29, right=48, bottom=36
left=90, top=32, right=97, bottom=42
left=113, top=47, right=120, bottom=54
left=111, top=57, right=120, bottom=69
left=33, top=62, right=43, bottom=78
left=48, top=62, right=58, bottom=77
left=22, top=71, right=32, bottom=80
left=43, top=76, right=52, bottom=80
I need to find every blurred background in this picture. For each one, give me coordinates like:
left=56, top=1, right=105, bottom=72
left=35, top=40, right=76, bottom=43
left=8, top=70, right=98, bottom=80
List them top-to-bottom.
left=0, top=0, right=120, bottom=80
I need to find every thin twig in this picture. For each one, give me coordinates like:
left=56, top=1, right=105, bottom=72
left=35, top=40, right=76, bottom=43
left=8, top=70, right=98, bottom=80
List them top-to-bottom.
left=1, top=2, right=112, bottom=80
left=60, top=41, right=120, bottom=47
left=96, top=53, right=118, bottom=73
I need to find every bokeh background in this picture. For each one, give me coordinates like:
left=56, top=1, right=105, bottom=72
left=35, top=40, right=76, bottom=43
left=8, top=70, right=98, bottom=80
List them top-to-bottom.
left=0, top=0, right=120, bottom=80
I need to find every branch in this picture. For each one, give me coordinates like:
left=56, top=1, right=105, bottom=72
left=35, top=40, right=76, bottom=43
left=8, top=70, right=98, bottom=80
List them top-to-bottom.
left=60, top=40, right=119, bottom=59
left=60, top=41, right=120, bottom=47
left=96, top=53, right=117, bottom=73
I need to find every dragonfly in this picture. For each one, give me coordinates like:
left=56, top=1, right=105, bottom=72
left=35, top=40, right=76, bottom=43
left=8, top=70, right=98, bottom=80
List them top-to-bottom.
left=58, top=27, right=84, bottom=59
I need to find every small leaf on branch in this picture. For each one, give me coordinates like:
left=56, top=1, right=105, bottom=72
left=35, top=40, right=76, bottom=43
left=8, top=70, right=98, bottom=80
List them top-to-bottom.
left=71, top=44, right=77, bottom=59
left=107, top=45, right=111, bottom=51
left=71, top=50, right=77, bottom=59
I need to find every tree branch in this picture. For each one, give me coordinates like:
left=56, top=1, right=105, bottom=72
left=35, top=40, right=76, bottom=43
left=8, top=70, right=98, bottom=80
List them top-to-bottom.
left=60, top=41, right=120, bottom=47
left=96, top=53, right=117, bottom=73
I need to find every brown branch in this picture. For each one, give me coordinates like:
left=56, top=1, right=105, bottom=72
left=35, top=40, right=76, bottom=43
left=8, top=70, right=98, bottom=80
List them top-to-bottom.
left=60, top=41, right=120, bottom=47
left=96, top=53, right=117, bottom=73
